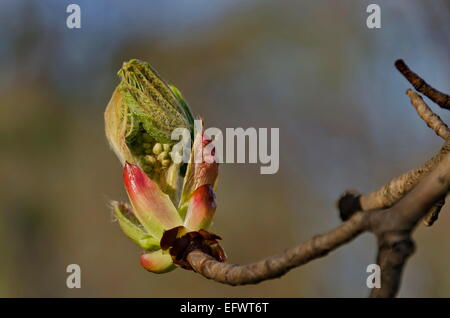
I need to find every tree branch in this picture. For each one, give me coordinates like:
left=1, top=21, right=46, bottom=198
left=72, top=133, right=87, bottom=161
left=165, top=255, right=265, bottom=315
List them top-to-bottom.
left=179, top=59, right=450, bottom=297
left=395, top=59, right=450, bottom=109
left=338, top=69, right=450, bottom=222
left=407, top=89, right=450, bottom=140
left=338, top=140, right=450, bottom=217
left=185, top=152, right=450, bottom=295
left=423, top=196, right=445, bottom=226
left=187, top=212, right=367, bottom=285
left=370, top=235, right=415, bottom=298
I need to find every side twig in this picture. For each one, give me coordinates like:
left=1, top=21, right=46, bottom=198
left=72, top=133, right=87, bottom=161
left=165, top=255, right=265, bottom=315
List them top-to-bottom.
left=395, top=59, right=450, bottom=109
left=339, top=62, right=450, bottom=226
left=407, top=89, right=450, bottom=140
left=338, top=140, right=450, bottom=218
left=186, top=154, right=450, bottom=296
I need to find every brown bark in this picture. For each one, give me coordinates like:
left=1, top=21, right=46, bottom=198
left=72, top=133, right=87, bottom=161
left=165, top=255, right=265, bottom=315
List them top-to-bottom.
left=181, top=59, right=450, bottom=297
left=395, top=59, right=450, bottom=109
left=186, top=153, right=450, bottom=297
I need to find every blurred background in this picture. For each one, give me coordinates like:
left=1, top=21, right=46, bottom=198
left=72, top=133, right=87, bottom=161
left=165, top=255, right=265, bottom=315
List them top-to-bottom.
left=0, top=0, right=449, bottom=297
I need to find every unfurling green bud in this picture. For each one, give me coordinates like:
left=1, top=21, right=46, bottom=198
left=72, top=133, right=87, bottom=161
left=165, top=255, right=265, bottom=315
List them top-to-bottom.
left=104, top=59, right=195, bottom=201
left=117, top=59, right=194, bottom=144
left=106, top=60, right=224, bottom=275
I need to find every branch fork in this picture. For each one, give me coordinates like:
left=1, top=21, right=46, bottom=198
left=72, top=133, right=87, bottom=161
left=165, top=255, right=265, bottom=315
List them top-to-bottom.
left=182, top=59, right=450, bottom=297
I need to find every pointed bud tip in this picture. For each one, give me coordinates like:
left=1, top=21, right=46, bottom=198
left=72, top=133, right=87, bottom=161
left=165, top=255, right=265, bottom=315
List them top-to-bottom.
left=123, top=162, right=147, bottom=189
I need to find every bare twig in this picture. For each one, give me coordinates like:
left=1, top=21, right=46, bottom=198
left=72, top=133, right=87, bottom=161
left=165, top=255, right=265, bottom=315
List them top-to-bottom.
left=172, top=59, right=450, bottom=297
left=395, top=59, right=450, bottom=109
left=338, top=65, right=450, bottom=222
left=406, top=87, right=450, bottom=225
left=407, top=89, right=450, bottom=140
left=339, top=140, right=450, bottom=215
left=369, top=151, right=450, bottom=296
left=186, top=153, right=450, bottom=296
left=423, top=197, right=445, bottom=226
left=187, top=212, right=367, bottom=285
left=370, top=234, right=415, bottom=298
